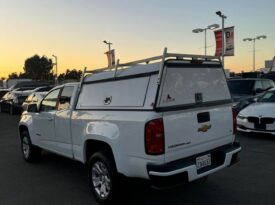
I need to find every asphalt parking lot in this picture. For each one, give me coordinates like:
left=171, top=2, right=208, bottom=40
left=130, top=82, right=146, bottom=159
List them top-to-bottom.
left=0, top=113, right=275, bottom=205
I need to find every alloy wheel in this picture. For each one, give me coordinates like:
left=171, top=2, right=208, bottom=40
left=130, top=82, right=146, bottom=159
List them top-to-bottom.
left=22, top=137, right=30, bottom=159
left=91, top=161, right=112, bottom=200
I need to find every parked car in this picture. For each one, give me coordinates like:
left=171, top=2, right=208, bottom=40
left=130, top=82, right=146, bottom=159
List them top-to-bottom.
left=19, top=50, right=241, bottom=204
left=228, top=78, right=275, bottom=113
left=21, top=86, right=53, bottom=112
left=0, top=87, right=35, bottom=114
left=237, top=88, right=275, bottom=135
left=22, top=92, right=48, bottom=112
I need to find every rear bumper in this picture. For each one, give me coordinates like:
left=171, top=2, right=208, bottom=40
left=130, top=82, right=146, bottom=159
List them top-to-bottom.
left=147, top=142, right=241, bottom=184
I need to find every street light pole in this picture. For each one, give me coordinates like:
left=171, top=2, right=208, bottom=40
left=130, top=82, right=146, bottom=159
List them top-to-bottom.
left=216, top=11, right=227, bottom=68
left=192, top=24, right=219, bottom=57
left=204, top=28, right=207, bottom=56
left=243, top=35, right=267, bottom=71
left=253, top=39, right=256, bottom=71
left=52, top=54, right=58, bottom=84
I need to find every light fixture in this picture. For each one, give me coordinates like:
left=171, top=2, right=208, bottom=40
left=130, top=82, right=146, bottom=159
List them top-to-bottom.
left=192, top=24, right=219, bottom=56
left=207, top=24, right=219, bottom=30
left=243, top=35, right=267, bottom=71
left=243, top=38, right=253, bottom=41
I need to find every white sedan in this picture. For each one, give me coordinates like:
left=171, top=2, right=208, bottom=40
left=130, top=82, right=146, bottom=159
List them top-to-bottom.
left=237, top=88, right=275, bottom=135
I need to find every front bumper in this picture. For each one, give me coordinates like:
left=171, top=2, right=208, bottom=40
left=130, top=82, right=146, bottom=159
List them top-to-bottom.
left=237, top=117, right=275, bottom=135
left=237, top=126, right=275, bottom=135
left=147, top=142, right=241, bottom=185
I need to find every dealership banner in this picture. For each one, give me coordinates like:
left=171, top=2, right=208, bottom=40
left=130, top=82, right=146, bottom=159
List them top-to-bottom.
left=214, top=26, right=235, bottom=56
left=224, top=27, right=234, bottom=56
left=214, top=30, right=222, bottom=56
left=105, top=49, right=116, bottom=67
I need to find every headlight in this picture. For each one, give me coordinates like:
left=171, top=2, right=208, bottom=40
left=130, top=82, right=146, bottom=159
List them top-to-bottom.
left=237, top=114, right=246, bottom=120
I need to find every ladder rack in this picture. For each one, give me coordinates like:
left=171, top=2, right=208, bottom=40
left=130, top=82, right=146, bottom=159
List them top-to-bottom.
left=79, top=47, right=222, bottom=87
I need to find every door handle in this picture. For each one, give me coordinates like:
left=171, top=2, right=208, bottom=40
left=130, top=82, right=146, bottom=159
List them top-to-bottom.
left=47, top=117, right=53, bottom=122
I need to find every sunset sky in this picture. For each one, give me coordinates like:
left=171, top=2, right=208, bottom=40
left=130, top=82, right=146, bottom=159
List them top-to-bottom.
left=0, top=0, right=274, bottom=78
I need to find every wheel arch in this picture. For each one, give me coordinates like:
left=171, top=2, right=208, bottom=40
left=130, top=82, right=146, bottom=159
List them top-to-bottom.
left=19, top=125, right=29, bottom=139
left=84, top=139, right=116, bottom=168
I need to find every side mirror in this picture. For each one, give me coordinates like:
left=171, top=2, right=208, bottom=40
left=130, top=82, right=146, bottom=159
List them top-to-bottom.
left=27, top=104, right=38, bottom=113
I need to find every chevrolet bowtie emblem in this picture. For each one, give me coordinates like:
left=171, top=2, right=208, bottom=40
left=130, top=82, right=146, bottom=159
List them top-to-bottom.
left=198, top=124, right=211, bottom=132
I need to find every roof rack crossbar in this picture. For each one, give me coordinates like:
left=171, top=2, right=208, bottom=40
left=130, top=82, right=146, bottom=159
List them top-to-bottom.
left=81, top=48, right=222, bottom=81
left=165, top=53, right=220, bottom=60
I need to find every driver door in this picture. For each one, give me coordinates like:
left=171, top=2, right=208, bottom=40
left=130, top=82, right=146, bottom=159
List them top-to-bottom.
left=33, top=88, right=61, bottom=151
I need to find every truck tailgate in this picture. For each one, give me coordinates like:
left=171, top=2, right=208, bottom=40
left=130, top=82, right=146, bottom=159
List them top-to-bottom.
left=163, top=105, right=234, bottom=162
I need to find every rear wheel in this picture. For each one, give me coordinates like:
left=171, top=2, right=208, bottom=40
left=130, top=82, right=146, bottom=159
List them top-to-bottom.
left=20, top=130, right=41, bottom=162
left=88, top=150, right=119, bottom=204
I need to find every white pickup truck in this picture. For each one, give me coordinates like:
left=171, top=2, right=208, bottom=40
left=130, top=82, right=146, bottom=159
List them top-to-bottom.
left=19, top=49, right=241, bottom=203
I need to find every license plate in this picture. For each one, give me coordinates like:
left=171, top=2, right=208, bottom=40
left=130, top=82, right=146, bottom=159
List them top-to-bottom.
left=254, top=123, right=266, bottom=130
left=196, top=154, right=211, bottom=170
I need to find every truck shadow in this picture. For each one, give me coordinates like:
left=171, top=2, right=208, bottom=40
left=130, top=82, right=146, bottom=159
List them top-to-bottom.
left=40, top=152, right=238, bottom=205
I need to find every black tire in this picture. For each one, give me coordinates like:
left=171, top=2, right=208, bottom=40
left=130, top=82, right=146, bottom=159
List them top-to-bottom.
left=0, top=104, right=2, bottom=113
left=20, top=130, right=41, bottom=162
left=88, top=150, right=119, bottom=204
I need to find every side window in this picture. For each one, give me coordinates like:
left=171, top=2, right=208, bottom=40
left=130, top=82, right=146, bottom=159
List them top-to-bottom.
left=254, top=81, right=263, bottom=90
left=57, top=86, right=74, bottom=111
left=40, top=89, right=61, bottom=112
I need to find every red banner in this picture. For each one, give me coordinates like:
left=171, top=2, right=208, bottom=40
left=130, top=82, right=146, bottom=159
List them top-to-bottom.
left=214, top=30, right=222, bottom=56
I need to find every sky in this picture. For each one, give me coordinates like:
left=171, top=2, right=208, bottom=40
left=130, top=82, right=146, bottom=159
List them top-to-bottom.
left=0, top=0, right=275, bottom=78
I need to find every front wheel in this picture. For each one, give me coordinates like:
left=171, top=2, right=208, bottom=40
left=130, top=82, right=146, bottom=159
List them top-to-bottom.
left=20, top=130, right=41, bottom=162
left=88, top=151, right=119, bottom=204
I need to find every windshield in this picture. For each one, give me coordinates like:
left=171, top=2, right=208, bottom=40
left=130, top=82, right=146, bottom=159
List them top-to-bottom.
left=227, top=80, right=255, bottom=95
left=258, top=91, right=275, bottom=103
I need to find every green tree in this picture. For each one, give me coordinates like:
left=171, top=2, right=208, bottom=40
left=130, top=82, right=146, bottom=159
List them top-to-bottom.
left=24, top=55, right=54, bottom=80
left=58, top=69, right=82, bottom=81
left=8, top=72, right=19, bottom=79
left=18, top=72, right=28, bottom=78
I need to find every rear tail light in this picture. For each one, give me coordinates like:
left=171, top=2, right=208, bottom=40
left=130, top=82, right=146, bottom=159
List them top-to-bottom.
left=232, top=108, right=237, bottom=134
left=145, top=118, right=165, bottom=155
